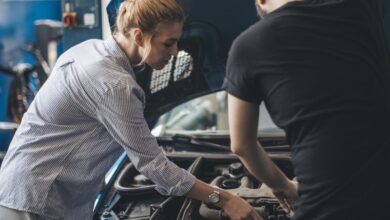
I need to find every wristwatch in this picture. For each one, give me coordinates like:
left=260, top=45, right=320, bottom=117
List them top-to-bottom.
left=208, top=187, right=221, bottom=204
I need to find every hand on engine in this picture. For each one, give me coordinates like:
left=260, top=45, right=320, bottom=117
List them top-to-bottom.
left=272, top=179, right=299, bottom=215
left=220, top=191, right=264, bottom=220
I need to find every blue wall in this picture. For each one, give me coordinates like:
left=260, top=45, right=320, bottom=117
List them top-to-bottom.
left=0, top=0, right=61, bottom=149
left=0, top=0, right=62, bottom=66
left=61, top=0, right=102, bottom=50
left=0, top=74, right=14, bottom=151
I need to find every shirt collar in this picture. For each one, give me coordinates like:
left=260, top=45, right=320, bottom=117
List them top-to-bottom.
left=104, top=35, right=134, bottom=75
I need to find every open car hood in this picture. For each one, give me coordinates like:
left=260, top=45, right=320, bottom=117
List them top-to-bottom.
left=107, top=0, right=259, bottom=119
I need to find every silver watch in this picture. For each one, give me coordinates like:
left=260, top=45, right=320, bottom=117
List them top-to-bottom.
left=208, top=187, right=221, bottom=204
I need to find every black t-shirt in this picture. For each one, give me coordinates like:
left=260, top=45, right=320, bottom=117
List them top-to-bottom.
left=224, top=0, right=390, bottom=219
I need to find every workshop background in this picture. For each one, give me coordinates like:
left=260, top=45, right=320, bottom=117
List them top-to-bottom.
left=1, top=0, right=390, bottom=159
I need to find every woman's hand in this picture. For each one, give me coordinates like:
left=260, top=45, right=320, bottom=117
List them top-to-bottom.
left=272, top=179, right=299, bottom=215
left=185, top=180, right=263, bottom=219
left=220, top=191, right=263, bottom=220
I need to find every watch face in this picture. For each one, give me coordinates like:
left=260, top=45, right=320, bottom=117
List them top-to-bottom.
left=209, top=192, right=220, bottom=203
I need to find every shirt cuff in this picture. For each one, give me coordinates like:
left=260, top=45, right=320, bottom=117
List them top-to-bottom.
left=139, top=151, right=196, bottom=196
left=155, top=167, right=196, bottom=196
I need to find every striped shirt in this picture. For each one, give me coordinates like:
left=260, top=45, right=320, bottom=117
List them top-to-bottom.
left=0, top=36, right=196, bottom=220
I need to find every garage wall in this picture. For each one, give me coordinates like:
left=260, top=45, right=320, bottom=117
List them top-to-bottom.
left=0, top=0, right=61, bottom=150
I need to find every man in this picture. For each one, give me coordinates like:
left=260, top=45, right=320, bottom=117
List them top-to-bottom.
left=225, top=0, right=390, bottom=219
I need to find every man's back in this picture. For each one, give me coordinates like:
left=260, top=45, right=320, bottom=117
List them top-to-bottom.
left=224, top=0, right=390, bottom=219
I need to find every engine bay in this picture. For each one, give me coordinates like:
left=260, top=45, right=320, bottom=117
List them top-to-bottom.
left=97, top=153, right=294, bottom=220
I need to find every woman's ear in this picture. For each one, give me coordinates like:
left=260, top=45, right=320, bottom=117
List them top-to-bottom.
left=132, top=28, right=144, bottom=47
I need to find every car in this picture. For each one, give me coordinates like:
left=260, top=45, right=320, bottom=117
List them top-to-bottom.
left=92, top=1, right=294, bottom=219
left=93, top=91, right=292, bottom=220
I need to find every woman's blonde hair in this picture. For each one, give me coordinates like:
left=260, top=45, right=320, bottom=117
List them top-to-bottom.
left=115, top=0, right=185, bottom=65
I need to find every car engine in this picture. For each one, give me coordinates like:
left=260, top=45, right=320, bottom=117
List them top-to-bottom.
left=97, top=154, right=294, bottom=220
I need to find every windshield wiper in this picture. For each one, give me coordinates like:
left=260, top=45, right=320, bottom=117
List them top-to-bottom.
left=157, top=134, right=290, bottom=152
left=159, top=134, right=231, bottom=152
left=263, top=145, right=290, bottom=151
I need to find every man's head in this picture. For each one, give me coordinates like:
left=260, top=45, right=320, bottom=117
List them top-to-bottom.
left=255, top=0, right=269, bottom=18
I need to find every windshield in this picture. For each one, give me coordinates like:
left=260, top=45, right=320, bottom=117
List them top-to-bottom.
left=151, top=91, right=284, bottom=137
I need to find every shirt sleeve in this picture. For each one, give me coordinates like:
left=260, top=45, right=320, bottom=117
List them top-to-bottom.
left=223, top=34, right=262, bottom=105
left=96, top=84, right=196, bottom=196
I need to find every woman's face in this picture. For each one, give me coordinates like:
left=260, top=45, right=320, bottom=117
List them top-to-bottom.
left=145, top=21, right=183, bottom=70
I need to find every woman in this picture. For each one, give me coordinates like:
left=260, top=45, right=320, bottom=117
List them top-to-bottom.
left=0, top=0, right=262, bottom=219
